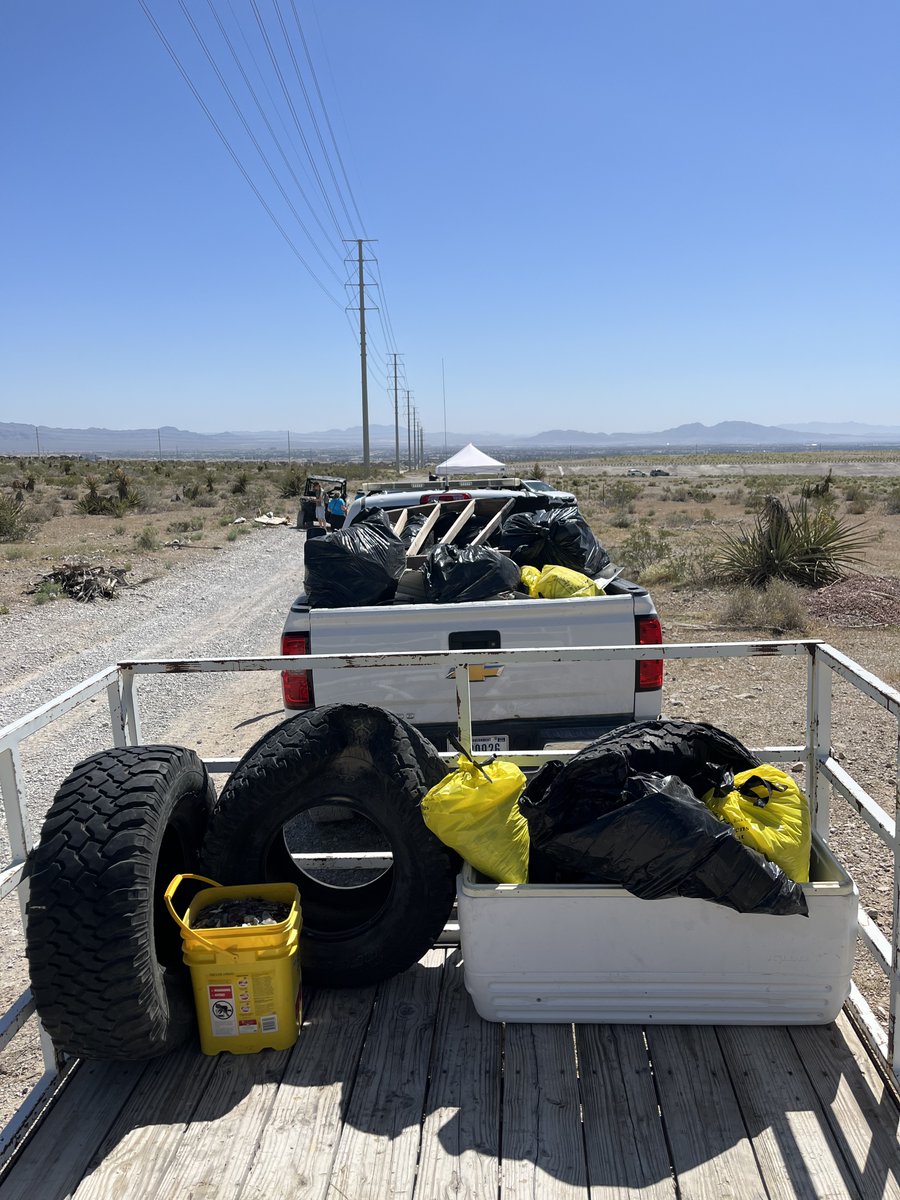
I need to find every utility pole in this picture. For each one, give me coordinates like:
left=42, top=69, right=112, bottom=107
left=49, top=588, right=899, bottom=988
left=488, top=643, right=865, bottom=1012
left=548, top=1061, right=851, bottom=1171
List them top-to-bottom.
left=357, top=240, right=370, bottom=469
left=390, top=353, right=401, bottom=475
left=406, top=390, right=413, bottom=470
left=419, top=425, right=424, bottom=470
left=34, top=426, right=41, bottom=456
left=157, top=428, right=162, bottom=461
left=287, top=430, right=291, bottom=464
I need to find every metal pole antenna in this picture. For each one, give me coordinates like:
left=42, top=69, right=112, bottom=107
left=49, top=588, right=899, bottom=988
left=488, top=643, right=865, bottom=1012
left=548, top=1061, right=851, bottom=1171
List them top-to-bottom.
left=357, top=239, right=370, bottom=469
left=392, top=353, right=400, bottom=474
left=442, top=358, right=448, bottom=459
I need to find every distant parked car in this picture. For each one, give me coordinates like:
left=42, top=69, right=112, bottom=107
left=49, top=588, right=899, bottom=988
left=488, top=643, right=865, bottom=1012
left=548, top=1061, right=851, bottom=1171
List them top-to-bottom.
left=626, top=469, right=647, bottom=477
left=650, top=469, right=671, bottom=477
left=520, top=479, right=576, bottom=503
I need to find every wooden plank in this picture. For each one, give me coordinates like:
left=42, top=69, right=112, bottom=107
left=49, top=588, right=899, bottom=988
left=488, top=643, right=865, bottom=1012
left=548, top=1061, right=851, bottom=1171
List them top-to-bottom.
left=470, top=498, right=514, bottom=547
left=439, top=500, right=476, bottom=546
left=407, top=505, right=444, bottom=556
left=392, top=508, right=409, bottom=537
left=329, top=949, right=446, bottom=1199
left=413, top=949, right=500, bottom=1200
left=240, top=985, right=377, bottom=1200
left=790, top=1014, right=900, bottom=1200
left=501, top=1022, right=588, bottom=1199
left=575, top=1024, right=675, bottom=1198
left=646, top=1024, right=767, bottom=1200
left=716, top=1024, right=863, bottom=1200
left=70, top=1044, right=220, bottom=1199
left=143, top=1045, right=292, bottom=1199
left=0, top=1061, right=148, bottom=1200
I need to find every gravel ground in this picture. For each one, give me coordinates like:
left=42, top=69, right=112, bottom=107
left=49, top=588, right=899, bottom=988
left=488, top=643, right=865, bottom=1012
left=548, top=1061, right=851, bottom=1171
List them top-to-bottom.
left=0, top=527, right=305, bottom=1128
left=1, top=539, right=897, bottom=1135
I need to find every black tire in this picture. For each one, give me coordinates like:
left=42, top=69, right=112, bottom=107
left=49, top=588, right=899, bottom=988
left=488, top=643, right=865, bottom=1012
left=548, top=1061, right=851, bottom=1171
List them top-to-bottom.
left=203, top=704, right=458, bottom=987
left=26, top=745, right=216, bottom=1060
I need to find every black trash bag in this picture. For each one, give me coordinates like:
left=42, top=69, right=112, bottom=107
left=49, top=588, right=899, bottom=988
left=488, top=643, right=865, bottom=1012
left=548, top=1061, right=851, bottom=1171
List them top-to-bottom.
left=497, top=506, right=610, bottom=575
left=304, top=509, right=406, bottom=608
left=399, top=513, right=434, bottom=551
left=421, top=544, right=521, bottom=604
left=537, top=719, right=761, bottom=809
left=521, top=769, right=808, bottom=916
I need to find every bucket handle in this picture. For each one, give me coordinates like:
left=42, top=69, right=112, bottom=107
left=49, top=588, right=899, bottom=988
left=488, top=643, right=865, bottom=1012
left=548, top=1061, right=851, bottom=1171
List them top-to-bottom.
left=164, top=873, right=239, bottom=958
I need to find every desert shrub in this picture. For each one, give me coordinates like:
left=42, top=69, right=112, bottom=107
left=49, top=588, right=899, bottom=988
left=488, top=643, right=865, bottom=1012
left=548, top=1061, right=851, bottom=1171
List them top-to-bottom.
left=531, top=462, right=545, bottom=480
left=280, top=468, right=305, bottom=498
left=205, top=471, right=216, bottom=493
left=231, top=471, right=250, bottom=495
left=606, top=480, right=641, bottom=507
left=183, top=482, right=201, bottom=501
left=884, top=486, right=900, bottom=515
left=723, top=487, right=746, bottom=505
left=194, top=493, right=218, bottom=508
left=0, top=494, right=30, bottom=542
left=715, top=495, right=873, bottom=587
left=845, top=498, right=868, bottom=515
left=26, top=500, right=61, bottom=522
left=608, top=509, right=632, bottom=528
left=168, top=520, right=192, bottom=533
left=614, top=520, right=674, bottom=577
left=114, top=524, right=126, bottom=536
left=134, top=526, right=159, bottom=551
left=226, top=527, right=238, bottom=542
left=3, top=545, right=33, bottom=561
left=720, top=579, right=808, bottom=634
left=33, top=580, right=65, bottom=605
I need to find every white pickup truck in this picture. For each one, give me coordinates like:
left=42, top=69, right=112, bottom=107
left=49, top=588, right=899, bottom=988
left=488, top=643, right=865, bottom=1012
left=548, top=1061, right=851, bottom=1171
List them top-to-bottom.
left=281, top=493, right=662, bottom=752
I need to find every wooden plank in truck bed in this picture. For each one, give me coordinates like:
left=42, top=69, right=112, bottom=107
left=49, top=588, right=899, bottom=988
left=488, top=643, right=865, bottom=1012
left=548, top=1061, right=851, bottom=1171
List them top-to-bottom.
left=1, top=951, right=898, bottom=1200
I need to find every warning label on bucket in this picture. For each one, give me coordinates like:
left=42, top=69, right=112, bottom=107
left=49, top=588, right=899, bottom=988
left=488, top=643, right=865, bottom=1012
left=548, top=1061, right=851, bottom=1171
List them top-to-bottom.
left=208, top=984, right=238, bottom=1037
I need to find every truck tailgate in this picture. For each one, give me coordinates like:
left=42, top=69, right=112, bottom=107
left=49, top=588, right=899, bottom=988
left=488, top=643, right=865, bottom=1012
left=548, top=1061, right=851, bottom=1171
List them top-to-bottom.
left=307, top=594, right=639, bottom=726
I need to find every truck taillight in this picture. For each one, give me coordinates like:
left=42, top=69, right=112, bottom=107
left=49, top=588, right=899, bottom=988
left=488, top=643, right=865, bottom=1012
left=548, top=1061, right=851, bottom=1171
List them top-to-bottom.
left=419, top=491, right=472, bottom=504
left=635, top=615, right=663, bottom=692
left=281, top=632, right=314, bottom=709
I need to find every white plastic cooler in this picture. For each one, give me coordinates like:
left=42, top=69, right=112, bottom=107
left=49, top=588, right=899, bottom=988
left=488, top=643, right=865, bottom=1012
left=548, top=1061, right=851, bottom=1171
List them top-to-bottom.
left=457, top=835, right=857, bottom=1024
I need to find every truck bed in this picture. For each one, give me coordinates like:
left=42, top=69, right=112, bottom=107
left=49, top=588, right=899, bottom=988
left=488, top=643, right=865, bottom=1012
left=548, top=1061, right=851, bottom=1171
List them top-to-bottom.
left=1, top=948, right=898, bottom=1199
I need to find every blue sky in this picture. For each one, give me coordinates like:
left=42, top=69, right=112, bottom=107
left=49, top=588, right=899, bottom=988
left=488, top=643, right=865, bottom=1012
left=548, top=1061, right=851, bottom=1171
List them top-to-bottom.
left=2, top=1, right=898, bottom=439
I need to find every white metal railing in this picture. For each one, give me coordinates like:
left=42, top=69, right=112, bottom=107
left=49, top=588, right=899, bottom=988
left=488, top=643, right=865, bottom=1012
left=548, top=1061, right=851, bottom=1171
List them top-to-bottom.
left=0, top=639, right=898, bottom=1160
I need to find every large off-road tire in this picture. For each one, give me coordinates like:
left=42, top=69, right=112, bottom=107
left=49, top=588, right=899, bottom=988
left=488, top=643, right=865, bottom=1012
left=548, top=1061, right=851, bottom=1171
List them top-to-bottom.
left=203, top=704, right=458, bottom=987
left=26, top=745, right=216, bottom=1060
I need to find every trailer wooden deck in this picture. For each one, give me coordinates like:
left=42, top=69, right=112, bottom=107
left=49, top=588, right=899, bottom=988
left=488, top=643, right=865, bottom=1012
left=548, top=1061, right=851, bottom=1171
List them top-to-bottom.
left=1, top=948, right=897, bottom=1200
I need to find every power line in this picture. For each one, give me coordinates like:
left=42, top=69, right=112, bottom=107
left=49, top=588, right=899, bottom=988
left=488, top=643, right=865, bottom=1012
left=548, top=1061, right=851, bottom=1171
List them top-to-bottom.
left=139, top=0, right=343, bottom=307
left=179, top=0, right=344, bottom=282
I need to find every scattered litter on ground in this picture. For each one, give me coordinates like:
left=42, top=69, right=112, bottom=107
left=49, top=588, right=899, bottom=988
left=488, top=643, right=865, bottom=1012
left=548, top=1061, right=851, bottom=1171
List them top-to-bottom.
left=254, top=512, right=289, bottom=526
left=28, top=561, right=128, bottom=602
left=807, top=575, right=900, bottom=628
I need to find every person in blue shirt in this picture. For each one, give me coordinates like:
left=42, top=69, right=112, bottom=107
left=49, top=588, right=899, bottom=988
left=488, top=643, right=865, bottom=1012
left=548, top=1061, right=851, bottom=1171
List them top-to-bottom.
left=326, top=491, right=347, bottom=529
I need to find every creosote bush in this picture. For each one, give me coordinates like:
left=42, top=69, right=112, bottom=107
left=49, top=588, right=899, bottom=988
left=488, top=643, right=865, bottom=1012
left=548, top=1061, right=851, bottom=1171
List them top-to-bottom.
left=720, top=579, right=808, bottom=635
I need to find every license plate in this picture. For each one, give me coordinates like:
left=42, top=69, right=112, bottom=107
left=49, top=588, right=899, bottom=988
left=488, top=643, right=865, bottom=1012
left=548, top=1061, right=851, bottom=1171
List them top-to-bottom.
left=449, top=735, right=509, bottom=754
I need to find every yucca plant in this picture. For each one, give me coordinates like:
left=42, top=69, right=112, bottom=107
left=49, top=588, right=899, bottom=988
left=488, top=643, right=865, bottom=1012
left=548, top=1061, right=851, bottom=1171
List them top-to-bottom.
left=716, top=495, right=873, bottom=588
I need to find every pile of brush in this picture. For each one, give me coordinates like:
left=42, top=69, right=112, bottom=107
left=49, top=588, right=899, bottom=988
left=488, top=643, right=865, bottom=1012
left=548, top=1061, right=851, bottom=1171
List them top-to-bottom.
left=30, top=561, right=128, bottom=602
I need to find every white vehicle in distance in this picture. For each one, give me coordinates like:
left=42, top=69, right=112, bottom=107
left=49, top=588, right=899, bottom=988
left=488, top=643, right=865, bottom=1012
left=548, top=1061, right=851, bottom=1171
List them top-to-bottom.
left=341, top=476, right=575, bottom=528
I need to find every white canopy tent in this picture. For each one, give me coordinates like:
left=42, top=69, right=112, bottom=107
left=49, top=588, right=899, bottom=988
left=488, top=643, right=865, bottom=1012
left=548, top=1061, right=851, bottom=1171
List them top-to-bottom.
left=435, top=443, right=505, bottom=475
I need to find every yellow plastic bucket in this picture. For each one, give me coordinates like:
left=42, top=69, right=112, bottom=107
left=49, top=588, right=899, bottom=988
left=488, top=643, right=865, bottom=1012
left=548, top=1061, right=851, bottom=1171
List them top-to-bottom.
left=165, top=874, right=302, bottom=1056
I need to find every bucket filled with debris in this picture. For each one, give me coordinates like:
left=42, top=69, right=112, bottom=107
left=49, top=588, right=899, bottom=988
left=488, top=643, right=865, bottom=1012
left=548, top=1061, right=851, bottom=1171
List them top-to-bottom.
left=165, top=874, right=302, bottom=1056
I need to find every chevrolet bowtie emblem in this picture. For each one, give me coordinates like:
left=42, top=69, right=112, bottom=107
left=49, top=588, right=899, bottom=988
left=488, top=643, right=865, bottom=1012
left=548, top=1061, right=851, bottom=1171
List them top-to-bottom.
left=446, top=665, right=504, bottom=681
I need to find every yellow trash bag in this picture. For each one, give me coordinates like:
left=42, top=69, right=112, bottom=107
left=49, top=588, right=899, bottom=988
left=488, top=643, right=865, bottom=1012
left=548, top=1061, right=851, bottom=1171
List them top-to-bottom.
left=520, top=565, right=542, bottom=596
left=535, top=565, right=605, bottom=599
left=421, top=756, right=529, bottom=883
left=704, top=764, right=811, bottom=883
